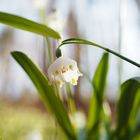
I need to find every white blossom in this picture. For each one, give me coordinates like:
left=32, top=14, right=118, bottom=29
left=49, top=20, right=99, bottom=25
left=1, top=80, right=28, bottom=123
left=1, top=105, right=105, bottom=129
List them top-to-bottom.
left=48, top=57, right=82, bottom=87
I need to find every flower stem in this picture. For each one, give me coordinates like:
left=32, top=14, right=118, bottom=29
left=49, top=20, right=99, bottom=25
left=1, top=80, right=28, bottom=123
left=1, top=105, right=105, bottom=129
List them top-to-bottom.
left=46, top=38, right=53, bottom=64
left=58, top=38, right=140, bottom=69
left=66, top=83, right=75, bottom=116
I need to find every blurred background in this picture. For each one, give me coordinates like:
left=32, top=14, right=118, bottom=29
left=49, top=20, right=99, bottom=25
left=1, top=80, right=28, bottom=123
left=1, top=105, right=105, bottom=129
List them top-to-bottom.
left=0, top=0, right=140, bottom=139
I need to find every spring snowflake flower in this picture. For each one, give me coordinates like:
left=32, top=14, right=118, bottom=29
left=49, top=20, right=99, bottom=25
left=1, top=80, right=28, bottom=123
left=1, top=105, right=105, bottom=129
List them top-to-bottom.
left=48, top=57, right=82, bottom=87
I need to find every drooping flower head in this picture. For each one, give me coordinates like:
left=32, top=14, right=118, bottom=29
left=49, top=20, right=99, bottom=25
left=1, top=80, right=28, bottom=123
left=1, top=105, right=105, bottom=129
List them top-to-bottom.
left=48, top=57, right=82, bottom=87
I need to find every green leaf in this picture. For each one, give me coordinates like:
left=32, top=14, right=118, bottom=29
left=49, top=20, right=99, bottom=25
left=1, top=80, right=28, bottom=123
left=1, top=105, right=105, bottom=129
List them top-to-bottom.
left=0, top=12, right=60, bottom=39
left=59, top=38, right=140, bottom=69
left=11, top=51, right=75, bottom=139
left=86, top=53, right=109, bottom=140
left=115, top=77, right=140, bottom=140
left=129, top=110, right=140, bottom=139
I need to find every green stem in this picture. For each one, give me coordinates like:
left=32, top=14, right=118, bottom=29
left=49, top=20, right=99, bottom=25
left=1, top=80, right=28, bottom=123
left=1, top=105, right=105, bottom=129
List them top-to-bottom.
left=46, top=38, right=53, bottom=64
left=58, top=38, right=140, bottom=69
left=107, top=49, right=140, bottom=68
left=65, top=83, right=77, bottom=133
left=66, top=83, right=75, bottom=116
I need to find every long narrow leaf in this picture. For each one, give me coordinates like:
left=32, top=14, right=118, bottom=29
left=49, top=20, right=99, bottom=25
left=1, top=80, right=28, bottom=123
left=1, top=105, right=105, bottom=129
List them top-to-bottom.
left=0, top=12, right=60, bottom=39
left=58, top=38, right=140, bottom=68
left=11, top=51, right=75, bottom=139
left=87, top=53, right=109, bottom=140
left=115, top=77, right=140, bottom=139
left=129, top=110, right=140, bottom=139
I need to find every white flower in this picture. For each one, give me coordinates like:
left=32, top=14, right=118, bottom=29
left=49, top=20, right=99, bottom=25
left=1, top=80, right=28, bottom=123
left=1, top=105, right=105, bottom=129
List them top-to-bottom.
left=48, top=57, right=82, bottom=87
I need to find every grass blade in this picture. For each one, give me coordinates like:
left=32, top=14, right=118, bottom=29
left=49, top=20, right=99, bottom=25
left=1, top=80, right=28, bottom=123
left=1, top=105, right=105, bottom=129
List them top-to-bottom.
left=0, top=12, right=60, bottom=39
left=11, top=51, right=75, bottom=139
left=87, top=53, right=109, bottom=140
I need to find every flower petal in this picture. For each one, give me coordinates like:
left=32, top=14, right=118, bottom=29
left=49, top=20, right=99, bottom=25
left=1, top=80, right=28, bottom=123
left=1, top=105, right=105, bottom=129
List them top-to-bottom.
left=48, top=56, right=82, bottom=87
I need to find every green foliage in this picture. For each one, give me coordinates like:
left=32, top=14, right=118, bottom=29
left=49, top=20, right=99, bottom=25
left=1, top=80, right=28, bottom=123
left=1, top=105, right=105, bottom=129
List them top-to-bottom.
left=0, top=11, right=139, bottom=140
left=0, top=12, right=60, bottom=39
left=58, top=38, right=140, bottom=140
left=59, top=38, right=140, bottom=69
left=11, top=49, right=140, bottom=140
left=11, top=51, right=76, bottom=140
left=11, top=51, right=140, bottom=140
left=87, top=53, right=109, bottom=140
left=115, top=78, right=140, bottom=140
left=130, top=110, right=140, bottom=139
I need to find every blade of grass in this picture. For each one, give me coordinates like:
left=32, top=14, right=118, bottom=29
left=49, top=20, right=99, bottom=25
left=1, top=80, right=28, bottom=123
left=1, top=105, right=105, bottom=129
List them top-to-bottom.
left=0, top=12, right=60, bottom=39
left=58, top=38, right=140, bottom=68
left=11, top=51, right=75, bottom=139
left=86, top=53, right=109, bottom=140
left=115, top=77, right=140, bottom=140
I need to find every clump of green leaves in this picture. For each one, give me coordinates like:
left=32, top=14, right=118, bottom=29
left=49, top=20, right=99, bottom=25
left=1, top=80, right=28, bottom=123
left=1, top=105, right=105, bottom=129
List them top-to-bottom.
left=0, top=12, right=140, bottom=140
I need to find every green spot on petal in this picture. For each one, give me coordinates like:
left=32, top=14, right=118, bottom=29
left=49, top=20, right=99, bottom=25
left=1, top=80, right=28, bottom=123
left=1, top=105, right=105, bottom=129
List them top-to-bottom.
left=69, top=65, right=73, bottom=70
left=62, top=67, right=67, bottom=73
left=55, top=70, right=59, bottom=74
left=71, top=78, right=76, bottom=85
left=57, top=80, right=63, bottom=87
